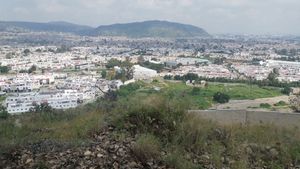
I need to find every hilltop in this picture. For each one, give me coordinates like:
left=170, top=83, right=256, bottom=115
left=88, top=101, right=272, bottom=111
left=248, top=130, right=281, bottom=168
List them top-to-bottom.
left=0, top=20, right=210, bottom=38
left=88, top=20, right=210, bottom=38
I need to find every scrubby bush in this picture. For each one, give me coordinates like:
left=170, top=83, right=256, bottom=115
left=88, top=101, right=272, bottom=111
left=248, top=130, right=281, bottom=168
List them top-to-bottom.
left=213, top=92, right=230, bottom=103
left=259, top=103, right=272, bottom=109
left=0, top=106, right=9, bottom=119
left=132, top=134, right=161, bottom=163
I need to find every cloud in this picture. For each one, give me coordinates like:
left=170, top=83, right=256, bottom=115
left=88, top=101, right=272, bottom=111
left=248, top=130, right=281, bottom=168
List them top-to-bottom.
left=0, top=0, right=299, bottom=35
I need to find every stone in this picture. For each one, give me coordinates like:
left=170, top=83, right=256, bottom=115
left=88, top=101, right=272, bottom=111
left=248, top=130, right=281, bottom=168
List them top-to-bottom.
left=84, top=150, right=92, bottom=156
left=25, top=158, right=33, bottom=164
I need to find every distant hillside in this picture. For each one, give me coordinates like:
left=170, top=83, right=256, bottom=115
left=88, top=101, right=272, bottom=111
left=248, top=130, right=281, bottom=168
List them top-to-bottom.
left=0, top=20, right=210, bottom=38
left=89, top=20, right=210, bottom=38
left=0, top=21, right=93, bottom=34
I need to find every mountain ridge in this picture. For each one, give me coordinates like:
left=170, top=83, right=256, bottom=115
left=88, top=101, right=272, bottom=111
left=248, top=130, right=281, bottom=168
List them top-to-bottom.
left=0, top=20, right=210, bottom=38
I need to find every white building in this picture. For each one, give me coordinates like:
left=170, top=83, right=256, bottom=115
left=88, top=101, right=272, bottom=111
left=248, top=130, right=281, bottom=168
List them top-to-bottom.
left=132, top=65, right=158, bottom=80
left=5, top=90, right=81, bottom=114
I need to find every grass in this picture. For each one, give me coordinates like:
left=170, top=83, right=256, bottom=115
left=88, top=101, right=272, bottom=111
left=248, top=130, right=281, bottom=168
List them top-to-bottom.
left=0, top=80, right=294, bottom=169
left=160, top=81, right=282, bottom=109
left=0, top=105, right=104, bottom=150
left=132, top=134, right=162, bottom=163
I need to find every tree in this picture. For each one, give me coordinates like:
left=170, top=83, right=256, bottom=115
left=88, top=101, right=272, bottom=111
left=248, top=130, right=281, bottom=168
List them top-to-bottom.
left=23, top=49, right=30, bottom=55
left=138, top=56, right=145, bottom=64
left=120, top=58, right=133, bottom=81
left=106, top=59, right=122, bottom=69
left=28, top=65, right=37, bottom=74
left=0, top=66, right=10, bottom=74
left=267, top=68, right=279, bottom=82
left=101, top=70, right=107, bottom=78
left=184, top=73, right=198, bottom=81
left=164, top=75, right=172, bottom=80
left=282, top=86, right=292, bottom=95
left=213, top=92, right=230, bottom=103
left=30, top=102, right=53, bottom=113
left=0, top=105, right=9, bottom=119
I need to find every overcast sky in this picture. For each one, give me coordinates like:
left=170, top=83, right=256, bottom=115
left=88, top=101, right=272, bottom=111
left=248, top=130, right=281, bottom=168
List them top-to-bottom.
left=0, top=0, right=299, bottom=35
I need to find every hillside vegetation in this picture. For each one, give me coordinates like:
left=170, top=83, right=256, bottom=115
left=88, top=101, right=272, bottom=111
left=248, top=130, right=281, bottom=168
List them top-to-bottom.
left=1, top=81, right=299, bottom=169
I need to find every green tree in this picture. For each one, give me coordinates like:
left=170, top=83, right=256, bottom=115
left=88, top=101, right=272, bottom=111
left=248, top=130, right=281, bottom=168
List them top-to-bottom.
left=23, top=49, right=30, bottom=55
left=106, top=59, right=122, bottom=69
left=28, top=65, right=37, bottom=74
left=0, top=66, right=10, bottom=74
left=267, top=68, right=279, bottom=82
left=101, top=70, right=107, bottom=78
left=184, top=73, right=198, bottom=81
left=282, top=86, right=292, bottom=95
left=213, top=92, right=230, bottom=103
left=0, top=105, right=9, bottom=119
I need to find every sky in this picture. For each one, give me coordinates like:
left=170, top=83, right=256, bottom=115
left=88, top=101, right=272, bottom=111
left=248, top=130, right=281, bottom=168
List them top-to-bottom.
left=0, top=0, right=299, bottom=35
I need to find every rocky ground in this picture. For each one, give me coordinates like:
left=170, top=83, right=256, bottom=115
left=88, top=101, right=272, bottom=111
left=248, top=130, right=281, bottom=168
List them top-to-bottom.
left=0, top=126, right=168, bottom=169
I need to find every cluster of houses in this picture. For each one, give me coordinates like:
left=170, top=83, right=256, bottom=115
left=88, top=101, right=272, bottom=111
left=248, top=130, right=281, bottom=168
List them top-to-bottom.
left=232, top=60, right=300, bottom=82
left=0, top=63, right=159, bottom=114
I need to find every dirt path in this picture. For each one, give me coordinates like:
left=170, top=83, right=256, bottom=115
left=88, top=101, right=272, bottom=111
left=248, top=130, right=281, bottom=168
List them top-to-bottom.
left=211, top=95, right=292, bottom=112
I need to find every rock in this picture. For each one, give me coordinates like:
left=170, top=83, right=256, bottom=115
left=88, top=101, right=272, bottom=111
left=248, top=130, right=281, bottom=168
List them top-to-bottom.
left=84, top=150, right=92, bottom=156
left=97, top=153, right=104, bottom=158
left=201, top=154, right=210, bottom=160
left=25, top=158, right=33, bottom=164
left=128, top=161, right=138, bottom=168
left=113, top=162, right=119, bottom=169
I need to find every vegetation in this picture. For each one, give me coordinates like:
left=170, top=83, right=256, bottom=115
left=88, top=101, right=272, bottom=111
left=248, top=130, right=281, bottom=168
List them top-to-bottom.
left=106, top=58, right=133, bottom=82
left=140, top=61, right=164, bottom=72
left=0, top=65, right=10, bottom=74
left=28, top=65, right=37, bottom=74
left=101, top=70, right=107, bottom=78
left=164, top=73, right=300, bottom=88
left=0, top=80, right=297, bottom=169
left=282, top=86, right=292, bottom=95
left=213, top=92, right=230, bottom=103
left=274, top=101, right=287, bottom=107
left=259, top=103, right=272, bottom=109
left=0, top=105, right=9, bottom=119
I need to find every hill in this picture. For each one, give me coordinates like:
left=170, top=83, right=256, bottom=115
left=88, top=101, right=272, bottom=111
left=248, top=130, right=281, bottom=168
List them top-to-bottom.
left=0, top=20, right=210, bottom=38
left=89, top=20, right=210, bottom=38
left=0, top=21, right=93, bottom=34
left=1, top=81, right=298, bottom=169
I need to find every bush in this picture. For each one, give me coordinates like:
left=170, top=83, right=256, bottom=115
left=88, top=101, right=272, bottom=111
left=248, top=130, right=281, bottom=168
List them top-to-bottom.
left=282, top=87, right=292, bottom=95
left=213, top=92, right=230, bottom=103
left=274, top=101, right=287, bottom=107
left=259, top=103, right=272, bottom=109
left=0, top=106, right=9, bottom=119
left=132, top=134, right=161, bottom=163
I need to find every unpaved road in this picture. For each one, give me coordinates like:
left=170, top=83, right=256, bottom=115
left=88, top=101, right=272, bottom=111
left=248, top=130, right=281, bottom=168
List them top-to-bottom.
left=211, top=95, right=293, bottom=112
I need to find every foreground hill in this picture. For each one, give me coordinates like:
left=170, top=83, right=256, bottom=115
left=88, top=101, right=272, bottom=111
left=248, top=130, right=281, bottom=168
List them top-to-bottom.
left=0, top=20, right=210, bottom=38
left=88, top=20, right=211, bottom=38
left=1, top=81, right=299, bottom=169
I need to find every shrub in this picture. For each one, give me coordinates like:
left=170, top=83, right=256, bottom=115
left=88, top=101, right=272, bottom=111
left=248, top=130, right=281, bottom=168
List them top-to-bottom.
left=281, top=87, right=292, bottom=95
left=213, top=92, right=230, bottom=103
left=274, top=101, right=287, bottom=107
left=259, top=103, right=272, bottom=109
left=0, top=106, right=9, bottom=119
left=132, top=134, right=161, bottom=163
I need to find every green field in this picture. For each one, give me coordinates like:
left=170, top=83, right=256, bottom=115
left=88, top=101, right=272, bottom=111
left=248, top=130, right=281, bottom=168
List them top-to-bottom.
left=144, top=81, right=282, bottom=109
